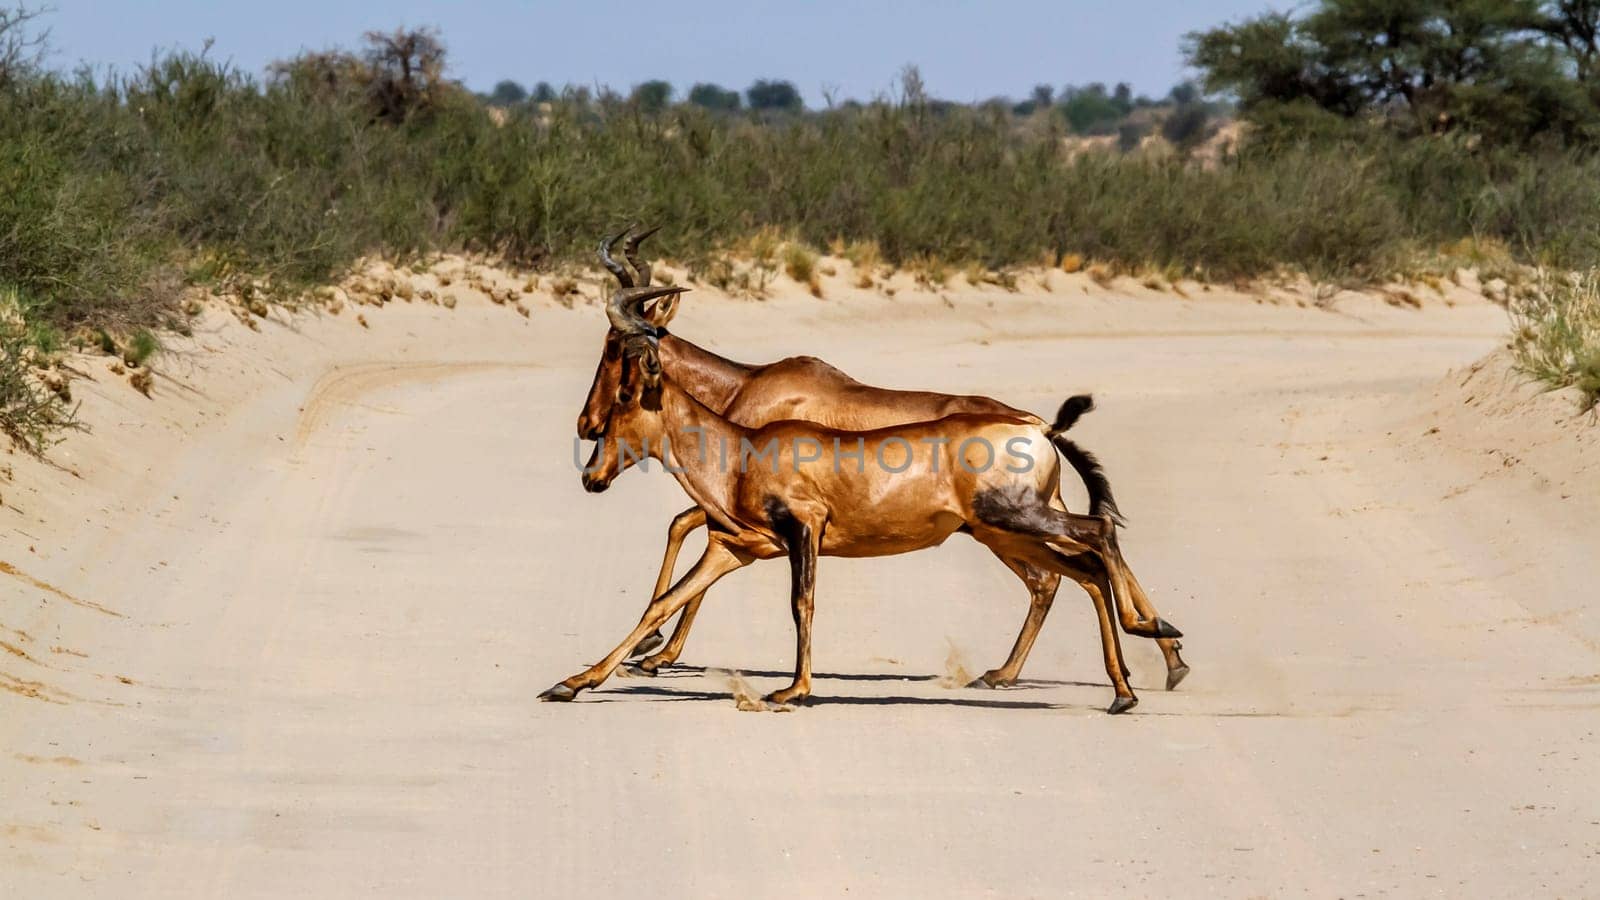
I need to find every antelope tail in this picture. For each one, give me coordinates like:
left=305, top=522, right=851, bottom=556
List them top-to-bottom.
left=1046, top=394, right=1125, bottom=526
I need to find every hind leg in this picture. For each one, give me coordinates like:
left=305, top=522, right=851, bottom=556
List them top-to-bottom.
left=999, top=536, right=1137, bottom=714
left=969, top=553, right=1059, bottom=689
left=1118, top=561, right=1191, bottom=689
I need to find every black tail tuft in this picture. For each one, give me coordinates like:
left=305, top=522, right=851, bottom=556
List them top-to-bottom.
left=1049, top=394, right=1095, bottom=436
left=1051, top=434, right=1126, bottom=526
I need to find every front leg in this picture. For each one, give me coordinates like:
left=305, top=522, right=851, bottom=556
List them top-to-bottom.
left=627, top=506, right=708, bottom=659
left=766, top=510, right=822, bottom=706
left=540, top=539, right=748, bottom=701
left=633, top=589, right=706, bottom=673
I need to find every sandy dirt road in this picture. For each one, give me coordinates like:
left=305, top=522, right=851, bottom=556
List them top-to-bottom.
left=2, top=279, right=1597, bottom=897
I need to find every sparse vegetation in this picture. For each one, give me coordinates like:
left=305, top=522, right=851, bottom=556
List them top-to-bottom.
left=3, top=6, right=1600, bottom=446
left=782, top=243, right=822, bottom=296
left=1511, top=270, right=1600, bottom=410
left=0, top=287, right=79, bottom=454
left=124, top=329, right=159, bottom=367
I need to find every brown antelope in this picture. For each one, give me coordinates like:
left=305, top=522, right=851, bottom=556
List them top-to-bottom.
left=575, top=228, right=1189, bottom=690
left=542, top=298, right=1147, bottom=712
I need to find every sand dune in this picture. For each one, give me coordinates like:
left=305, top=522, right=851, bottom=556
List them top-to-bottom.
left=2, top=263, right=1596, bottom=896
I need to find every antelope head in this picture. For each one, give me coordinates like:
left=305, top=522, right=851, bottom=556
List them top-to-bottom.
left=576, top=225, right=682, bottom=440
left=580, top=328, right=676, bottom=493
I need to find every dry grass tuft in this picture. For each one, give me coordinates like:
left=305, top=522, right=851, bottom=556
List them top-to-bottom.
left=736, top=226, right=784, bottom=270
left=842, top=239, right=882, bottom=273
left=782, top=243, right=823, bottom=297
left=1060, top=252, right=1085, bottom=274
left=909, top=254, right=950, bottom=290
left=1086, top=263, right=1114, bottom=287
left=1512, top=269, right=1600, bottom=410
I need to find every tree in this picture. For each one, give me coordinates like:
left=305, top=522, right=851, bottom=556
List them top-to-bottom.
left=1185, top=0, right=1600, bottom=145
left=1538, top=0, right=1600, bottom=79
left=0, top=3, right=49, bottom=91
left=361, top=27, right=449, bottom=122
left=488, top=79, right=527, bottom=106
left=631, top=79, right=672, bottom=112
left=746, top=79, right=802, bottom=112
left=532, top=81, right=556, bottom=103
left=1112, top=81, right=1133, bottom=113
left=688, top=82, right=741, bottom=111
left=1011, top=83, right=1054, bottom=116
left=1059, top=83, right=1125, bottom=134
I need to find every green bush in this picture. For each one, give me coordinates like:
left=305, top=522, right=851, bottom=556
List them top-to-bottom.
left=4, top=19, right=1600, bottom=446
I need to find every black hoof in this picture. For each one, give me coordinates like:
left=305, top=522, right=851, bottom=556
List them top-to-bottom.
left=1154, top=618, right=1184, bottom=639
left=628, top=633, right=665, bottom=659
left=1165, top=663, right=1191, bottom=691
left=538, top=683, right=577, bottom=702
left=1106, top=695, right=1138, bottom=715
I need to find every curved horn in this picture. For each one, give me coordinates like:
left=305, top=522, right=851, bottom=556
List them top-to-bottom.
left=623, top=224, right=662, bottom=286
left=599, top=227, right=634, bottom=288
left=607, top=285, right=688, bottom=335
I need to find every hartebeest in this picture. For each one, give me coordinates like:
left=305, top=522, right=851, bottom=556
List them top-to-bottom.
left=575, top=228, right=1189, bottom=690
left=543, top=293, right=1147, bottom=712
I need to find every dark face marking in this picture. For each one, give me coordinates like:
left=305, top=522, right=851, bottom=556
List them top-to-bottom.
left=577, top=332, right=625, bottom=440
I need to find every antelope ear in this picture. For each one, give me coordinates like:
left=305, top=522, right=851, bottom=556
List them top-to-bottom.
left=645, top=292, right=681, bottom=328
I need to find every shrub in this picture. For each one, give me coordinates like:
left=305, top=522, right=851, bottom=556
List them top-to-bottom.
left=0, top=287, right=80, bottom=454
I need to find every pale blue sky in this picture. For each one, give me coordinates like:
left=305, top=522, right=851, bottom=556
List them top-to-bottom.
left=38, top=1, right=1282, bottom=104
